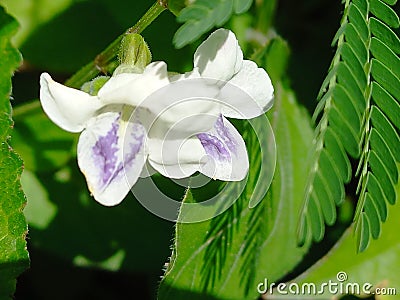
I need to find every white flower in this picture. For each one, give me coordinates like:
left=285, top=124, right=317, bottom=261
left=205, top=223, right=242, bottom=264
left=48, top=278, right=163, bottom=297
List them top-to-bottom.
left=39, top=28, right=274, bottom=206
left=147, top=28, right=274, bottom=182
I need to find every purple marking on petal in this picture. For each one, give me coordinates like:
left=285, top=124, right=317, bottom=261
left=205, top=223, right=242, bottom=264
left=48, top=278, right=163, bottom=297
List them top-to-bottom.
left=197, top=114, right=239, bottom=162
left=214, top=115, right=237, bottom=154
left=92, top=116, right=121, bottom=187
left=124, top=123, right=145, bottom=168
left=197, top=132, right=231, bottom=161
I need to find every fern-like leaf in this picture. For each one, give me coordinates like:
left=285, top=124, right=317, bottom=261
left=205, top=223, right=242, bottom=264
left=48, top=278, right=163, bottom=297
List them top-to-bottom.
left=173, top=0, right=253, bottom=48
left=299, top=0, right=400, bottom=252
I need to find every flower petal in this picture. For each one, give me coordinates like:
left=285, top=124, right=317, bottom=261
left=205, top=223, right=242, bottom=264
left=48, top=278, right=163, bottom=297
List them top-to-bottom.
left=194, top=29, right=243, bottom=81
left=219, top=60, right=274, bottom=119
left=98, top=61, right=170, bottom=107
left=40, top=73, right=101, bottom=132
left=142, top=76, right=221, bottom=138
left=77, top=108, right=147, bottom=206
left=197, top=115, right=249, bottom=181
left=148, top=137, right=206, bottom=179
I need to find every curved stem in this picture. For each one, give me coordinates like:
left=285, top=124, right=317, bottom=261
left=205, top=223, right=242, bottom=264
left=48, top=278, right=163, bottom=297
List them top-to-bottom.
left=13, top=1, right=167, bottom=119
left=65, top=1, right=166, bottom=88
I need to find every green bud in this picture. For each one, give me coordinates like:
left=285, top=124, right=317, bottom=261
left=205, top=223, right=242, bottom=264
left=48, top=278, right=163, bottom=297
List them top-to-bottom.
left=117, top=33, right=152, bottom=74
left=81, top=76, right=110, bottom=96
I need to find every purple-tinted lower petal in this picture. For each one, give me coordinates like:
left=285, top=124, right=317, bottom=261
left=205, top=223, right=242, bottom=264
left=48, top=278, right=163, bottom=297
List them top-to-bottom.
left=78, top=109, right=147, bottom=206
left=92, top=115, right=121, bottom=187
left=197, top=115, right=248, bottom=181
left=123, top=122, right=146, bottom=172
left=197, top=132, right=231, bottom=161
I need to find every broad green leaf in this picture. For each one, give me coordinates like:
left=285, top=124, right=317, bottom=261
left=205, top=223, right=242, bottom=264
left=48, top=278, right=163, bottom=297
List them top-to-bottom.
left=0, top=6, right=29, bottom=299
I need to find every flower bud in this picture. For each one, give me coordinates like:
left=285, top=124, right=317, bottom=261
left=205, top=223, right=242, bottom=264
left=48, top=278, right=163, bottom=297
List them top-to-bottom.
left=116, top=33, right=152, bottom=74
left=81, top=76, right=110, bottom=95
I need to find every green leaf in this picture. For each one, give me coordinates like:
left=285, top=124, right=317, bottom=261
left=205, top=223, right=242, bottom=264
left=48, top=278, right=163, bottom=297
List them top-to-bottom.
left=167, top=0, right=186, bottom=15
left=173, top=0, right=253, bottom=48
left=234, top=0, right=253, bottom=14
left=301, top=0, right=400, bottom=252
left=369, top=0, right=400, bottom=28
left=0, top=6, right=29, bottom=299
left=370, top=17, right=400, bottom=54
left=370, top=37, right=400, bottom=78
left=371, top=58, right=400, bottom=100
left=371, top=82, right=400, bottom=130
left=293, top=182, right=400, bottom=298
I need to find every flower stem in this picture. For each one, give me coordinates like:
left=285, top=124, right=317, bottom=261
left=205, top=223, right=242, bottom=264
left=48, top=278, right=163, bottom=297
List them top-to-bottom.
left=13, top=1, right=167, bottom=120
left=65, top=1, right=166, bottom=88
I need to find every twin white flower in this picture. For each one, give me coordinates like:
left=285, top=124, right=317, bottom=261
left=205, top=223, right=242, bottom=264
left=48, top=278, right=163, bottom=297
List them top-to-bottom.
left=39, top=29, right=274, bottom=206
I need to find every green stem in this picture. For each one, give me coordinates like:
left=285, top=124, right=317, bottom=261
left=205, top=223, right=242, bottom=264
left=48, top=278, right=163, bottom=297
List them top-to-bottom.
left=13, top=1, right=167, bottom=119
left=65, top=1, right=166, bottom=88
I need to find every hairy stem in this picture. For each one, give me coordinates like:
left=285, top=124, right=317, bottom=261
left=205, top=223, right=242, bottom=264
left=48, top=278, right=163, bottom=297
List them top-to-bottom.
left=13, top=1, right=166, bottom=119
left=66, top=1, right=166, bottom=88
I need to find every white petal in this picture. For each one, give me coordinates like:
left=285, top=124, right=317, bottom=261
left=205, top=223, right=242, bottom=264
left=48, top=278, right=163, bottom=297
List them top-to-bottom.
left=194, top=29, right=243, bottom=81
left=219, top=60, right=274, bottom=119
left=98, top=61, right=170, bottom=107
left=169, top=67, right=201, bottom=82
left=40, top=73, right=101, bottom=132
left=142, top=76, right=221, bottom=138
left=77, top=108, right=147, bottom=206
left=197, top=115, right=249, bottom=181
left=148, top=137, right=206, bottom=179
